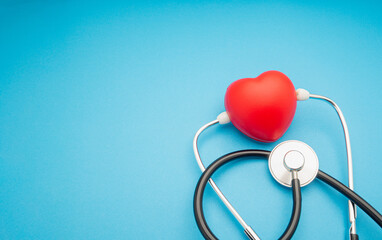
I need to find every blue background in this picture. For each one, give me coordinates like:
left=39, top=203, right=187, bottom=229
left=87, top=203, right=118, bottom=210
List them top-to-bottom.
left=1, top=1, right=382, bottom=239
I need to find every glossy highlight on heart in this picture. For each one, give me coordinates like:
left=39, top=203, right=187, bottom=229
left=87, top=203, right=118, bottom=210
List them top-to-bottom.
left=224, top=70, right=297, bottom=142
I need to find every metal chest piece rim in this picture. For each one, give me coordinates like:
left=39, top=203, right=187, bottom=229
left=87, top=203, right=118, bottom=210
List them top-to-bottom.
left=268, top=140, right=319, bottom=187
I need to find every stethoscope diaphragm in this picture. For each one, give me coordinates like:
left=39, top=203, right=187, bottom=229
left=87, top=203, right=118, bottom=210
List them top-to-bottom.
left=268, top=140, right=319, bottom=187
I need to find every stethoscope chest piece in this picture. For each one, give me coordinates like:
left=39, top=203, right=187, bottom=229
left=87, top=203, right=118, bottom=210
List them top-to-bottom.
left=269, top=140, right=319, bottom=187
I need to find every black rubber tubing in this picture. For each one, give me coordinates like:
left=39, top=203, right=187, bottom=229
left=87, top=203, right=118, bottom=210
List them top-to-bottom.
left=193, top=150, right=302, bottom=240
left=193, top=150, right=382, bottom=239
left=316, top=170, right=382, bottom=228
left=279, top=178, right=301, bottom=240
left=350, top=233, right=359, bottom=240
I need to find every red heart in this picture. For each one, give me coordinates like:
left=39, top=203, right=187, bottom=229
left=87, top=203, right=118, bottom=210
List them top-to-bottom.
left=224, top=70, right=297, bottom=142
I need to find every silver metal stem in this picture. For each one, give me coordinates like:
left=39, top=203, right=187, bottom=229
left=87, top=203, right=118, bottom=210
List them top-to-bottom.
left=309, top=94, right=357, bottom=235
left=193, top=120, right=259, bottom=239
left=291, top=170, right=299, bottom=180
left=244, top=227, right=261, bottom=240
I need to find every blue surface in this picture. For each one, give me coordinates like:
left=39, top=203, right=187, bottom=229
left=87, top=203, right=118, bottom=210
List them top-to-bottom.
left=1, top=1, right=382, bottom=239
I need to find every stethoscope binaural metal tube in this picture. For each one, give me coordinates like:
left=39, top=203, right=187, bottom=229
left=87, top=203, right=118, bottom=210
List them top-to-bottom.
left=309, top=94, right=357, bottom=237
left=193, top=120, right=260, bottom=239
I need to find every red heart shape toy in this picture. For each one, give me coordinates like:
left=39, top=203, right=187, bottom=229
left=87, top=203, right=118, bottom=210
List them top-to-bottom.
left=224, top=70, right=297, bottom=142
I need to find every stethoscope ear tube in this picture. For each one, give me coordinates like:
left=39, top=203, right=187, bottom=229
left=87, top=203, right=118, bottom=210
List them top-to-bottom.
left=193, top=150, right=303, bottom=240
left=193, top=150, right=270, bottom=240
left=316, top=170, right=382, bottom=228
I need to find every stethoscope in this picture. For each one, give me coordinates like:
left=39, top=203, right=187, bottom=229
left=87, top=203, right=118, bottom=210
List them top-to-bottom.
left=192, top=71, right=382, bottom=240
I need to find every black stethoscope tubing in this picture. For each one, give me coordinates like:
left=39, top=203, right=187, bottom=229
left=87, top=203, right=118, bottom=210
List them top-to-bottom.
left=194, top=150, right=382, bottom=240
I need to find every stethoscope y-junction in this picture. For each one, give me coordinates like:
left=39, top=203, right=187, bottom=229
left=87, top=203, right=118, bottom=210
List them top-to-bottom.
left=192, top=71, right=382, bottom=240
